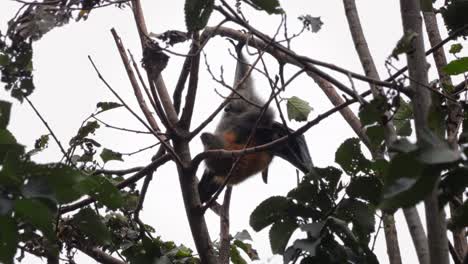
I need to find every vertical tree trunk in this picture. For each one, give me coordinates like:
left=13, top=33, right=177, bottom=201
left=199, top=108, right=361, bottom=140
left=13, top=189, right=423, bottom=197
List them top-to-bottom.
left=400, top=1, right=449, bottom=264
left=422, top=10, right=467, bottom=260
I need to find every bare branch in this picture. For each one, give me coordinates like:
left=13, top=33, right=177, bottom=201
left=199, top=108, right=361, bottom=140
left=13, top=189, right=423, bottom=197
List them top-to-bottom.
left=87, top=56, right=183, bottom=166
left=24, top=96, right=72, bottom=164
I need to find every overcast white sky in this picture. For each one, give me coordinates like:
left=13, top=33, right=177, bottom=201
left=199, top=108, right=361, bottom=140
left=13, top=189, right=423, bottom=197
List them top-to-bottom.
left=1, top=0, right=465, bottom=263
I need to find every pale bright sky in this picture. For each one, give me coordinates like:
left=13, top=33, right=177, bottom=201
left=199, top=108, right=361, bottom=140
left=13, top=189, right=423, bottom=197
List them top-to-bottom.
left=1, top=0, right=464, bottom=263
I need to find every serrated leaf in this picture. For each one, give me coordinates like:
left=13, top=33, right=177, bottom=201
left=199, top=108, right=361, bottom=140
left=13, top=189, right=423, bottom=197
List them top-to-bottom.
left=251, top=0, right=283, bottom=14
left=449, top=43, right=463, bottom=54
left=443, top=57, right=468, bottom=75
left=287, top=96, right=312, bottom=122
left=0, top=101, right=12, bottom=129
left=96, top=102, right=123, bottom=113
left=335, top=138, right=372, bottom=176
left=100, top=148, right=123, bottom=163
left=346, top=176, right=382, bottom=205
left=250, top=196, right=292, bottom=231
left=14, top=199, right=55, bottom=240
left=336, top=199, right=375, bottom=243
left=71, top=207, right=111, bottom=244
left=0, top=216, right=17, bottom=264
left=269, top=218, right=298, bottom=254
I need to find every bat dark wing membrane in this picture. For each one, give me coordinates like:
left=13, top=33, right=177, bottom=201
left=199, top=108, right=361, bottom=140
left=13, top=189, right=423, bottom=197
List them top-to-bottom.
left=269, top=122, right=314, bottom=174
left=198, top=169, right=221, bottom=203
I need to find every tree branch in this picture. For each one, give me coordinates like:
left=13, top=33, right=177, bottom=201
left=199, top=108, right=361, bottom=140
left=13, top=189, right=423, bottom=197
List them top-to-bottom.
left=59, top=153, right=171, bottom=214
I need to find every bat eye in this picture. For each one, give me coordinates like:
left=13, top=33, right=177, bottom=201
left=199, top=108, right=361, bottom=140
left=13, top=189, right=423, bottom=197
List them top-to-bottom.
left=224, top=104, right=231, bottom=112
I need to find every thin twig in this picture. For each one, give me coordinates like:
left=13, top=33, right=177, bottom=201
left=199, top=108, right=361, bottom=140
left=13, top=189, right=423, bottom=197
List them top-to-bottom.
left=87, top=56, right=183, bottom=166
left=24, top=96, right=71, bottom=164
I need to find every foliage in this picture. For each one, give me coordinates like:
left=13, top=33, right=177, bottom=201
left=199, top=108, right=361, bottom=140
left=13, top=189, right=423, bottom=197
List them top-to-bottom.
left=1, top=0, right=468, bottom=264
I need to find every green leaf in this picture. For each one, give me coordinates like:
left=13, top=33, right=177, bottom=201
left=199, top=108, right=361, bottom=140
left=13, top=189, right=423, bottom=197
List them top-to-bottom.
left=184, top=0, right=214, bottom=32
left=250, top=0, right=283, bottom=14
left=441, top=1, right=468, bottom=37
left=391, top=31, right=418, bottom=60
left=449, top=43, right=463, bottom=54
left=0, top=53, right=9, bottom=66
left=443, top=57, right=468, bottom=75
left=287, top=96, right=312, bottom=122
left=359, top=99, right=385, bottom=126
left=393, top=99, right=413, bottom=136
left=0, top=100, right=12, bottom=129
left=96, top=102, right=123, bottom=113
left=69, top=121, right=100, bottom=145
left=365, top=124, right=385, bottom=150
left=0, top=129, right=23, bottom=164
left=27, top=134, right=50, bottom=156
left=335, top=138, right=372, bottom=176
left=100, top=148, right=123, bottom=163
left=380, top=152, right=439, bottom=211
left=26, top=163, right=87, bottom=204
left=439, top=167, right=468, bottom=206
left=76, top=175, right=123, bottom=209
left=346, top=176, right=382, bottom=205
left=21, top=177, right=57, bottom=203
left=287, top=180, right=316, bottom=204
left=250, top=196, right=292, bottom=231
left=0, top=198, right=13, bottom=215
left=14, top=199, right=55, bottom=240
left=336, top=199, right=375, bottom=243
left=71, top=208, right=111, bottom=244
left=0, top=216, right=18, bottom=264
left=269, top=218, right=298, bottom=254
left=300, top=221, right=325, bottom=239
left=293, top=238, right=322, bottom=256
left=232, top=239, right=259, bottom=261
left=230, top=244, right=247, bottom=264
